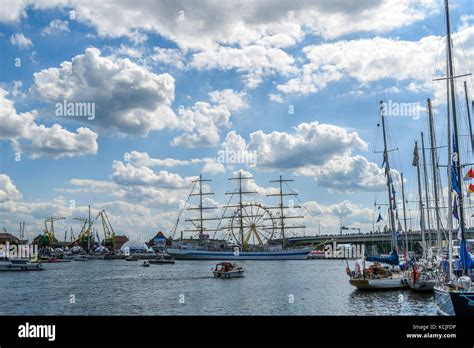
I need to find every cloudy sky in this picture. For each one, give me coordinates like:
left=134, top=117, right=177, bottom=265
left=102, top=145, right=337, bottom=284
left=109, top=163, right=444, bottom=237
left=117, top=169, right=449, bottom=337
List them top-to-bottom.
left=0, top=0, right=473, bottom=243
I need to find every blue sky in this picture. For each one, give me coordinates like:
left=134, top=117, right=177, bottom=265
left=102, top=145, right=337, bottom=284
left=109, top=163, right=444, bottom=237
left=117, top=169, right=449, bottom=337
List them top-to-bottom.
left=0, top=0, right=473, bottom=242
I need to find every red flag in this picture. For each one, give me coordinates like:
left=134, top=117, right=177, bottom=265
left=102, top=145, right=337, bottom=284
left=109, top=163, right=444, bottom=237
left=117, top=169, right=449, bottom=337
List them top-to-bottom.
left=464, top=168, right=474, bottom=181
left=469, top=184, right=474, bottom=194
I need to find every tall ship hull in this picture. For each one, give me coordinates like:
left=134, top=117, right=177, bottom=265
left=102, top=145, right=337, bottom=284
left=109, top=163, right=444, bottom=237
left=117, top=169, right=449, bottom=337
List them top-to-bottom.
left=167, top=247, right=311, bottom=260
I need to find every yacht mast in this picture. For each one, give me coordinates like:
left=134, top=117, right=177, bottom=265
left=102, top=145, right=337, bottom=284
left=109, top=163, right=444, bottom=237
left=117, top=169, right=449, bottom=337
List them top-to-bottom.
left=445, top=0, right=467, bottom=247
left=446, top=31, right=454, bottom=279
left=427, top=98, right=442, bottom=246
left=380, top=101, right=397, bottom=249
left=421, top=132, right=432, bottom=247
left=413, top=141, right=427, bottom=259
left=400, top=172, right=409, bottom=251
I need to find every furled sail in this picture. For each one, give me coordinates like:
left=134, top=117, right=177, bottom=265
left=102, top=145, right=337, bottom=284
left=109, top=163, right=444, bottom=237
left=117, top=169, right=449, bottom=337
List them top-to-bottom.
left=366, top=250, right=399, bottom=266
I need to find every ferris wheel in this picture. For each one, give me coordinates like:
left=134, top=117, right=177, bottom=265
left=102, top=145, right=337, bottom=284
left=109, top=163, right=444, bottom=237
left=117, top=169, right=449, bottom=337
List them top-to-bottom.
left=227, top=202, right=275, bottom=246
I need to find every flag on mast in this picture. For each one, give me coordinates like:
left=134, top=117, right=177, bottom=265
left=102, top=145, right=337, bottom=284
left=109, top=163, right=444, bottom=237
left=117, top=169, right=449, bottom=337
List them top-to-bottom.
left=452, top=134, right=461, bottom=196
left=464, top=168, right=474, bottom=181
left=453, top=197, right=459, bottom=221
left=376, top=213, right=383, bottom=223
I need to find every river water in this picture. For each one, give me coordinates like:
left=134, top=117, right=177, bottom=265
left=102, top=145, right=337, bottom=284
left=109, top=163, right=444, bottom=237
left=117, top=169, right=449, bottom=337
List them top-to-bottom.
left=0, top=259, right=436, bottom=315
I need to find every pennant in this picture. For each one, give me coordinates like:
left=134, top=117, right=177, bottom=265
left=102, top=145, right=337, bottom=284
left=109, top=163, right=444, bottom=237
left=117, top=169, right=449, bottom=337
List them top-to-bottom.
left=464, top=168, right=474, bottom=181
left=469, top=184, right=474, bottom=194
left=376, top=213, right=383, bottom=223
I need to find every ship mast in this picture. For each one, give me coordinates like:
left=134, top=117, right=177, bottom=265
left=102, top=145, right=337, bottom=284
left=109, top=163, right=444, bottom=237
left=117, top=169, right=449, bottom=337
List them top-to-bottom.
left=445, top=0, right=466, bottom=247
left=445, top=13, right=454, bottom=279
left=427, top=98, right=443, bottom=246
left=380, top=101, right=397, bottom=249
left=421, top=132, right=432, bottom=247
left=413, top=141, right=427, bottom=259
left=226, top=172, right=256, bottom=249
left=400, top=173, right=409, bottom=251
left=184, top=175, right=219, bottom=240
left=267, top=175, right=305, bottom=248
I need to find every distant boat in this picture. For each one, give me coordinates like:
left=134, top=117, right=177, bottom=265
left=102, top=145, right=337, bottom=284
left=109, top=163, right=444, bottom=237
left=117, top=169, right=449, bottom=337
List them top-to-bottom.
left=73, top=255, right=89, bottom=261
left=125, top=255, right=138, bottom=261
left=0, top=257, right=44, bottom=271
left=142, top=260, right=150, bottom=267
left=213, top=262, right=245, bottom=278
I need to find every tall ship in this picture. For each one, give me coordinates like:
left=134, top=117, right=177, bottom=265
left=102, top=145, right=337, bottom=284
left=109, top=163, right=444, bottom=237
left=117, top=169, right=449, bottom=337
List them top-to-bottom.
left=166, top=172, right=312, bottom=260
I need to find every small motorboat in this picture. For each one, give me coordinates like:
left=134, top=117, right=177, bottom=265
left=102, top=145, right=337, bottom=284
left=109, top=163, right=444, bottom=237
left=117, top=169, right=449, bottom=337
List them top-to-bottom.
left=72, top=255, right=89, bottom=261
left=126, top=255, right=138, bottom=261
left=0, top=257, right=44, bottom=271
left=142, top=260, right=150, bottom=267
left=213, top=262, right=245, bottom=278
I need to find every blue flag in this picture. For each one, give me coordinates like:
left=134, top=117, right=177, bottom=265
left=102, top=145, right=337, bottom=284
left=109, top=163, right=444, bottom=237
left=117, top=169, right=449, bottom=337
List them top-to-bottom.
left=452, top=134, right=461, bottom=196
left=453, top=197, right=459, bottom=221
left=376, top=213, right=383, bottom=223
left=460, top=240, right=473, bottom=270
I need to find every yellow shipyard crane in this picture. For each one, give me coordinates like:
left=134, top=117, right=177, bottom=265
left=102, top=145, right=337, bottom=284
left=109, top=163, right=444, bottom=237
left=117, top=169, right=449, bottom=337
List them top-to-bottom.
left=73, top=205, right=94, bottom=251
left=95, top=209, right=116, bottom=251
left=41, top=216, right=65, bottom=246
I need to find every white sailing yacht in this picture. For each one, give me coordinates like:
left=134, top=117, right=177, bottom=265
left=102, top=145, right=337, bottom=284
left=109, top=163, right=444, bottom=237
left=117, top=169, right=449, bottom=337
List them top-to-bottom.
left=348, top=102, right=408, bottom=290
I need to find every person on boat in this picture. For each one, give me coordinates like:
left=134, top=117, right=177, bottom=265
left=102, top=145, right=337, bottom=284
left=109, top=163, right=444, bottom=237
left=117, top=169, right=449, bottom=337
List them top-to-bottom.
left=454, top=256, right=462, bottom=277
left=441, top=257, right=449, bottom=280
